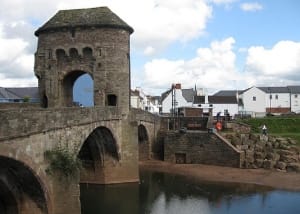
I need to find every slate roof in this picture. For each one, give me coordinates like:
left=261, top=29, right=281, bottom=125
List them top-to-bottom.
left=35, top=7, right=134, bottom=36
left=258, top=86, right=290, bottom=93
left=287, top=86, right=300, bottom=94
left=0, top=87, right=39, bottom=100
left=0, top=87, right=19, bottom=99
left=182, top=88, right=195, bottom=102
left=213, top=90, right=243, bottom=96
left=193, top=95, right=237, bottom=104
left=193, top=96, right=205, bottom=104
left=208, top=96, right=238, bottom=104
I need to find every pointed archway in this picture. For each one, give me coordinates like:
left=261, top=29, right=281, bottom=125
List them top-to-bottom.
left=62, top=71, right=94, bottom=107
left=73, top=73, right=94, bottom=107
left=78, top=126, right=119, bottom=184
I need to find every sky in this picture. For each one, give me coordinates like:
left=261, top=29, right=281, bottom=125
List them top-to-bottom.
left=0, top=0, right=300, bottom=96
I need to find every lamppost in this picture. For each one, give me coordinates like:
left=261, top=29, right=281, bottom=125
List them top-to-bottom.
left=268, top=87, right=272, bottom=114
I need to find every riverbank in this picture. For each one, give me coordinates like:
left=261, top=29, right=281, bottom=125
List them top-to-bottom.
left=140, top=160, right=300, bottom=191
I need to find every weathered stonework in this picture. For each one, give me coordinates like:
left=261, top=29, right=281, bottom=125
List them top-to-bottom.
left=0, top=7, right=158, bottom=214
left=34, top=7, right=133, bottom=114
left=223, top=123, right=300, bottom=172
left=164, top=131, right=242, bottom=167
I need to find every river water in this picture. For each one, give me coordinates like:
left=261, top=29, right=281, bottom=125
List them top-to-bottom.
left=80, top=169, right=300, bottom=214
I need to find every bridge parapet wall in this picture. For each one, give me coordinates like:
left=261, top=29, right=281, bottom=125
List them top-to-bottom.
left=0, top=107, right=122, bottom=140
left=130, top=108, right=160, bottom=123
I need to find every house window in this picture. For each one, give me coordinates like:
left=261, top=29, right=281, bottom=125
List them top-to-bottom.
left=275, top=94, right=278, bottom=99
left=295, top=94, right=298, bottom=98
left=269, top=95, right=272, bottom=99
left=253, top=96, right=256, bottom=101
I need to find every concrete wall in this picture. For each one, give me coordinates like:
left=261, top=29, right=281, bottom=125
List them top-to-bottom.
left=164, top=131, right=242, bottom=167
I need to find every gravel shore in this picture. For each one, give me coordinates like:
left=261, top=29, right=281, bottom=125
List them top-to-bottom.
left=140, top=160, right=300, bottom=191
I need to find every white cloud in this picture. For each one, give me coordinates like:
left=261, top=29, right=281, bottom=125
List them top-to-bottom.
left=0, top=0, right=213, bottom=87
left=119, top=0, right=212, bottom=54
left=240, top=2, right=263, bottom=12
left=0, top=24, right=35, bottom=84
left=143, top=37, right=241, bottom=93
left=142, top=38, right=300, bottom=95
left=245, top=41, right=300, bottom=78
left=144, top=46, right=155, bottom=56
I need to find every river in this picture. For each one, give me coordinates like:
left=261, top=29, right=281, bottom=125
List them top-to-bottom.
left=80, top=169, right=300, bottom=214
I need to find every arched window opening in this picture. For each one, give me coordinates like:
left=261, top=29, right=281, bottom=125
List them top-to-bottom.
left=82, top=47, right=93, bottom=59
left=69, top=48, right=79, bottom=59
left=56, top=49, right=66, bottom=62
left=73, top=73, right=94, bottom=107
left=107, top=94, right=117, bottom=106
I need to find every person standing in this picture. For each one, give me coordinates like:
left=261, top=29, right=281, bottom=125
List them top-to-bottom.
left=262, top=124, right=268, bottom=135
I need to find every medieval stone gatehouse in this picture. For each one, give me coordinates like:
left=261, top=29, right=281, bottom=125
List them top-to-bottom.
left=34, top=6, right=133, bottom=113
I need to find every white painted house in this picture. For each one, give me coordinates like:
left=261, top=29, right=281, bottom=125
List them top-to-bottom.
left=160, top=84, right=194, bottom=114
left=236, top=86, right=300, bottom=117
left=288, top=86, right=300, bottom=113
left=239, top=87, right=266, bottom=117
left=131, top=88, right=160, bottom=114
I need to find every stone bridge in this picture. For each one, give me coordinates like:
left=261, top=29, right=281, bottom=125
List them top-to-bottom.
left=0, top=6, right=164, bottom=213
left=0, top=107, right=159, bottom=214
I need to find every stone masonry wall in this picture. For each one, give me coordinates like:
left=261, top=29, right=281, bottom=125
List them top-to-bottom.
left=35, top=27, right=131, bottom=113
left=0, top=103, right=40, bottom=109
left=0, top=107, right=121, bottom=140
left=0, top=111, right=139, bottom=213
left=164, top=131, right=242, bottom=167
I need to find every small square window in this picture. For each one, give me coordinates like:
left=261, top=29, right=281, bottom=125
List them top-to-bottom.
left=295, top=94, right=298, bottom=98
left=275, top=95, right=278, bottom=99
left=253, top=96, right=256, bottom=101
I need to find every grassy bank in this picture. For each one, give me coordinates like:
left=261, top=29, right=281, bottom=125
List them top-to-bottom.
left=240, top=117, right=300, bottom=145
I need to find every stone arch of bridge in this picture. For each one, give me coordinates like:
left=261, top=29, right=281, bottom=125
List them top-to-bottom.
left=62, top=70, right=94, bottom=107
left=138, top=124, right=150, bottom=160
left=138, top=124, right=149, bottom=144
left=78, top=126, right=120, bottom=182
left=0, top=145, right=52, bottom=214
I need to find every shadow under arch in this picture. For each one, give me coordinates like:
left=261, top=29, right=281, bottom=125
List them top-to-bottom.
left=62, top=70, right=94, bottom=107
left=138, top=124, right=150, bottom=161
left=78, top=126, right=119, bottom=182
left=0, top=156, right=49, bottom=214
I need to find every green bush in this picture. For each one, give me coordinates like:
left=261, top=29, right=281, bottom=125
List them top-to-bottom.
left=23, top=96, right=30, bottom=102
left=44, top=145, right=81, bottom=180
